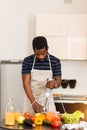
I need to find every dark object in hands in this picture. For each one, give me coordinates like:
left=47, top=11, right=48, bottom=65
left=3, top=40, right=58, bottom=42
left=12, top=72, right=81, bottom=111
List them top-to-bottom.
left=61, top=79, right=69, bottom=88
left=69, top=79, right=76, bottom=88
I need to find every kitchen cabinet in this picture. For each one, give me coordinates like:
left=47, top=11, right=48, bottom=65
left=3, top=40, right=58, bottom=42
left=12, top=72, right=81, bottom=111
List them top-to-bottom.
left=36, top=13, right=87, bottom=60
left=67, top=13, right=87, bottom=59
left=36, top=14, right=67, bottom=36
left=36, top=14, right=68, bottom=59
left=68, top=14, right=87, bottom=38
left=46, top=37, right=68, bottom=59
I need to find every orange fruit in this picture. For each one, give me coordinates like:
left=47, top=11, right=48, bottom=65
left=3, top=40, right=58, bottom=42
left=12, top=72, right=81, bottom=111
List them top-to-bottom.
left=45, top=112, right=56, bottom=122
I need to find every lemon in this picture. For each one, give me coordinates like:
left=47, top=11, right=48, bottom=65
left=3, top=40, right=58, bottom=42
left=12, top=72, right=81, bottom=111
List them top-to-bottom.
left=35, top=113, right=41, bottom=117
left=17, top=116, right=25, bottom=124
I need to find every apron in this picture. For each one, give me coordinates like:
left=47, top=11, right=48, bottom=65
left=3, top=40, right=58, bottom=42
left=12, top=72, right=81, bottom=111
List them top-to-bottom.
left=23, top=54, right=56, bottom=115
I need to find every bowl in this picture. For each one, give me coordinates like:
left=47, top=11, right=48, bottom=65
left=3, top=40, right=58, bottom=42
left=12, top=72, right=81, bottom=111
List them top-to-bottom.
left=61, top=79, right=69, bottom=88
left=69, top=79, right=76, bottom=88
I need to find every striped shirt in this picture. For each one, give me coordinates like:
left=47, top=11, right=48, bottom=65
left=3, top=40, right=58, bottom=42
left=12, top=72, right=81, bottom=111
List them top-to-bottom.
left=22, top=53, right=62, bottom=78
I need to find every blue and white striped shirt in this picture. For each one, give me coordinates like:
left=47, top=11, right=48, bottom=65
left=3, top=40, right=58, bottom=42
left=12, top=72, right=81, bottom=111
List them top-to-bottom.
left=22, top=53, right=62, bottom=78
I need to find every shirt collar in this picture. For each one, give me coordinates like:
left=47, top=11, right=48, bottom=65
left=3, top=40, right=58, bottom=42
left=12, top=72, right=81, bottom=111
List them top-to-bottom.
left=35, top=54, right=49, bottom=62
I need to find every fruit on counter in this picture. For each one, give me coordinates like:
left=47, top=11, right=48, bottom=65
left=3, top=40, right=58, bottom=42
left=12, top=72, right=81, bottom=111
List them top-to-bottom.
left=62, top=110, right=84, bottom=124
left=73, top=110, right=84, bottom=119
left=17, top=111, right=61, bottom=127
left=45, top=111, right=57, bottom=122
left=23, top=112, right=31, bottom=119
left=43, top=112, right=61, bottom=127
left=34, top=113, right=43, bottom=125
left=34, top=113, right=46, bottom=125
left=35, top=113, right=46, bottom=120
left=30, top=115, right=36, bottom=122
left=17, top=116, right=25, bottom=124
left=35, top=117, right=43, bottom=125
left=52, top=117, right=61, bottom=127
left=23, top=118, right=35, bottom=127
left=43, top=120, right=52, bottom=125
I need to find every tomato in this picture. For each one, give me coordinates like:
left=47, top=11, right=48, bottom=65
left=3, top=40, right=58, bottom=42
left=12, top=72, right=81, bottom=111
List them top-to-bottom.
left=23, top=112, right=31, bottom=119
left=30, top=116, right=36, bottom=122
left=56, top=116, right=60, bottom=121
left=52, top=117, right=61, bottom=128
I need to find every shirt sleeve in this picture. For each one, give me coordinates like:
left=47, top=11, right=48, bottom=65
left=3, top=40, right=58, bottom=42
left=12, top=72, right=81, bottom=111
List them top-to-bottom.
left=21, top=57, right=31, bottom=74
left=53, top=59, right=62, bottom=77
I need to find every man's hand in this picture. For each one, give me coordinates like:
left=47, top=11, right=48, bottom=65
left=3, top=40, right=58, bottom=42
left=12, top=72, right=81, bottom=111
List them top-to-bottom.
left=46, top=79, right=55, bottom=89
left=32, top=102, right=44, bottom=113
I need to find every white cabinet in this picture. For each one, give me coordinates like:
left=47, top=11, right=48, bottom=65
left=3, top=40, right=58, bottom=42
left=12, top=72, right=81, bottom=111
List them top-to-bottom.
left=36, top=13, right=87, bottom=60
left=36, top=14, right=67, bottom=36
left=36, top=14, right=68, bottom=59
left=67, top=14, right=87, bottom=59
left=68, top=14, right=87, bottom=37
left=46, top=37, right=68, bottom=59
left=68, top=37, right=87, bottom=59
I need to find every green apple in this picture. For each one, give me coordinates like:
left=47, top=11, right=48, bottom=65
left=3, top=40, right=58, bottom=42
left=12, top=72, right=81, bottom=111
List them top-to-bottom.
left=17, top=116, right=25, bottom=124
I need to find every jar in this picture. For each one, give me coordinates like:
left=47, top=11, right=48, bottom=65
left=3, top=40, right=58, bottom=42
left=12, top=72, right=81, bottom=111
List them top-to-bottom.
left=5, top=97, right=15, bottom=125
left=15, top=109, right=21, bottom=121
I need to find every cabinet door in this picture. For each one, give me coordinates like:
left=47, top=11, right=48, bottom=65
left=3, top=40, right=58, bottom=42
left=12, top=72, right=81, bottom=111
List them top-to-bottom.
left=36, top=13, right=87, bottom=60
left=36, top=14, right=67, bottom=36
left=36, top=14, right=68, bottom=59
left=67, top=14, right=87, bottom=59
left=68, top=14, right=87, bottom=37
left=46, top=37, right=68, bottom=59
left=68, top=37, right=87, bottom=59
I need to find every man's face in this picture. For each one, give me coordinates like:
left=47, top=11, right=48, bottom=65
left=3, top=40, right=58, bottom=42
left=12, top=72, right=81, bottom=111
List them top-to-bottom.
left=34, top=47, right=48, bottom=61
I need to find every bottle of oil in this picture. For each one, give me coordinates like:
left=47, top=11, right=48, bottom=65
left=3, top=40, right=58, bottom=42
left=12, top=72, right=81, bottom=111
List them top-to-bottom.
left=5, top=97, right=15, bottom=125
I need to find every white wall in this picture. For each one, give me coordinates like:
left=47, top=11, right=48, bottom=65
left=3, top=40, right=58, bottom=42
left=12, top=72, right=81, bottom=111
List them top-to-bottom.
left=1, top=0, right=87, bottom=60
left=52, top=60, right=87, bottom=95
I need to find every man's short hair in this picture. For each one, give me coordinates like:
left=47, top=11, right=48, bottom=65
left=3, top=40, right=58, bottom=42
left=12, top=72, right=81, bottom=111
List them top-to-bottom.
left=32, top=36, right=48, bottom=51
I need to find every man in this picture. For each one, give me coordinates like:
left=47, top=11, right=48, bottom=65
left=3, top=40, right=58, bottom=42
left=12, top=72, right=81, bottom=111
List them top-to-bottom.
left=22, top=36, right=62, bottom=115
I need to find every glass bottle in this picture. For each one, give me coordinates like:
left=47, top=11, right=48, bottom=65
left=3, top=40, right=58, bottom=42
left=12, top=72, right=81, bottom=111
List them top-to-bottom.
left=5, top=97, right=15, bottom=125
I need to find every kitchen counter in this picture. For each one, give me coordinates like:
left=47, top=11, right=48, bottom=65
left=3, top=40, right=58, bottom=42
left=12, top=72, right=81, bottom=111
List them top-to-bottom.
left=0, top=60, right=23, bottom=64
left=53, top=94, right=87, bottom=104
left=0, top=120, right=62, bottom=130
